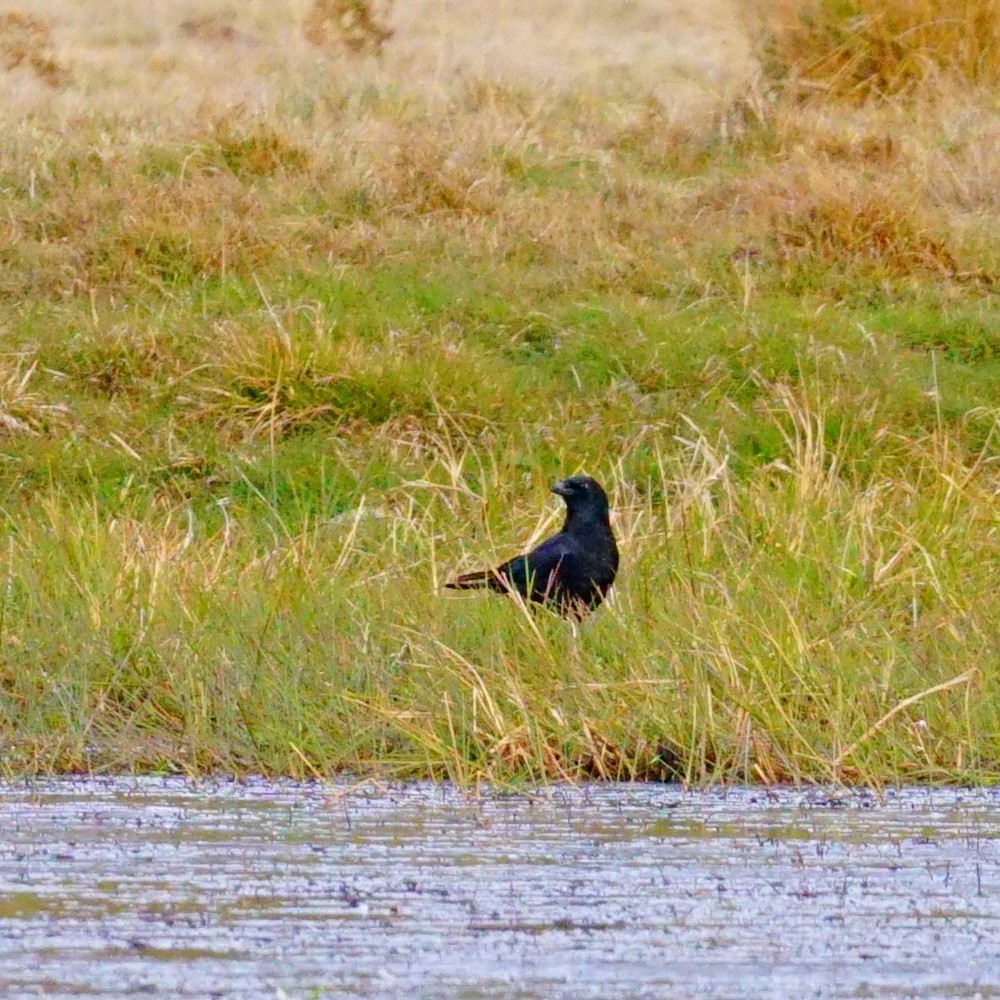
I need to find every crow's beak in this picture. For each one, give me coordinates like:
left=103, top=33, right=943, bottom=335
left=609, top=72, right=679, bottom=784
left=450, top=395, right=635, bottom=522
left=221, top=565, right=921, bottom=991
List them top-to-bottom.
left=551, top=480, right=572, bottom=497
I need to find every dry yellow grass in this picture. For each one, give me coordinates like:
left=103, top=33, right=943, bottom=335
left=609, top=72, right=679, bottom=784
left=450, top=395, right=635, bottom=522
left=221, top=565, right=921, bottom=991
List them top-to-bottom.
left=3, top=0, right=753, bottom=121
left=755, top=0, right=1000, bottom=98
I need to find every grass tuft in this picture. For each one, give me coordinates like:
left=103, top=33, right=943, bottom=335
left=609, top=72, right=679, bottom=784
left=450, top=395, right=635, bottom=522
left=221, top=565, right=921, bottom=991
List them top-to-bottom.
left=304, top=0, right=394, bottom=57
left=756, top=0, right=1000, bottom=99
left=0, top=13, right=67, bottom=88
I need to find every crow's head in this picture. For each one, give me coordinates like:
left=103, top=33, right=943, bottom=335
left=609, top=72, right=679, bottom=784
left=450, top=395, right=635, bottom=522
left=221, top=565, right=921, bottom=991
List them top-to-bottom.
left=551, top=475, right=611, bottom=520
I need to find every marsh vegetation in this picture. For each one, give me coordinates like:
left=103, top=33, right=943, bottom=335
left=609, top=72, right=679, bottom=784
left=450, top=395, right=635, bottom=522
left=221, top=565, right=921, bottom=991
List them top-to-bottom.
left=1, top=0, right=1000, bottom=783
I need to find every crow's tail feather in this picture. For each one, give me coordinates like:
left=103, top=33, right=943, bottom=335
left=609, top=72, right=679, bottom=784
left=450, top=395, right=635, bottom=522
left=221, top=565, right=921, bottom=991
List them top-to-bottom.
left=445, top=569, right=498, bottom=590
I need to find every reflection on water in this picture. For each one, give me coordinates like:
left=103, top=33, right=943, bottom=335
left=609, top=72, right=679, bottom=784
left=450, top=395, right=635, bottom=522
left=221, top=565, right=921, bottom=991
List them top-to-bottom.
left=0, top=779, right=999, bottom=998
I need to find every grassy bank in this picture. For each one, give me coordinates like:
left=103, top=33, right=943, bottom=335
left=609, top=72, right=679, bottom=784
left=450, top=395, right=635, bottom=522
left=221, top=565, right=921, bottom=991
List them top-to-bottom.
left=1, top=0, right=1000, bottom=783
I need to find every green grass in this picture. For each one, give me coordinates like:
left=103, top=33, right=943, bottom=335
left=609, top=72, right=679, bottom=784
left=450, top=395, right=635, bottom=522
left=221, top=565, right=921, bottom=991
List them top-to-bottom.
left=2, top=60, right=1000, bottom=784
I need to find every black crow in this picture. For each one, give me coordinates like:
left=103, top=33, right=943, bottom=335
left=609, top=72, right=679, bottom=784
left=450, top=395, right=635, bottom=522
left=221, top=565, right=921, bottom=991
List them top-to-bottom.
left=445, top=475, right=619, bottom=617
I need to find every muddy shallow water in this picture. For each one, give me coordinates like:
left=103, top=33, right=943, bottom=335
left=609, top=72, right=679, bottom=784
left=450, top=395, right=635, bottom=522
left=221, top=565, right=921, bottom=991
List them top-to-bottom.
left=0, top=780, right=998, bottom=998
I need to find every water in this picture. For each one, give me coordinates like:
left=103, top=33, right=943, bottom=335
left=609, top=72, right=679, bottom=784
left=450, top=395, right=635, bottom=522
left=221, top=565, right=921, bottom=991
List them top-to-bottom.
left=0, top=779, right=999, bottom=998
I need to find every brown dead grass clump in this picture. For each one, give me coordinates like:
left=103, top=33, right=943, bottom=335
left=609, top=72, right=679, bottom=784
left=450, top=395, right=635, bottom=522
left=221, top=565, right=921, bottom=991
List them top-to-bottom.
left=305, top=0, right=393, bottom=57
left=755, top=0, right=1000, bottom=99
left=178, top=11, right=257, bottom=48
left=0, top=12, right=67, bottom=88
left=209, top=121, right=312, bottom=178
left=1, top=130, right=309, bottom=298
left=372, top=133, right=499, bottom=217
left=710, top=160, right=965, bottom=280
left=77, top=176, right=269, bottom=292
left=771, top=184, right=959, bottom=277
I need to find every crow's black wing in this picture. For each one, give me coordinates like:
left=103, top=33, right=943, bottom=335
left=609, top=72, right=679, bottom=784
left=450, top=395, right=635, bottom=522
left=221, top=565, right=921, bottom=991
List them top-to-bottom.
left=496, top=532, right=576, bottom=603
